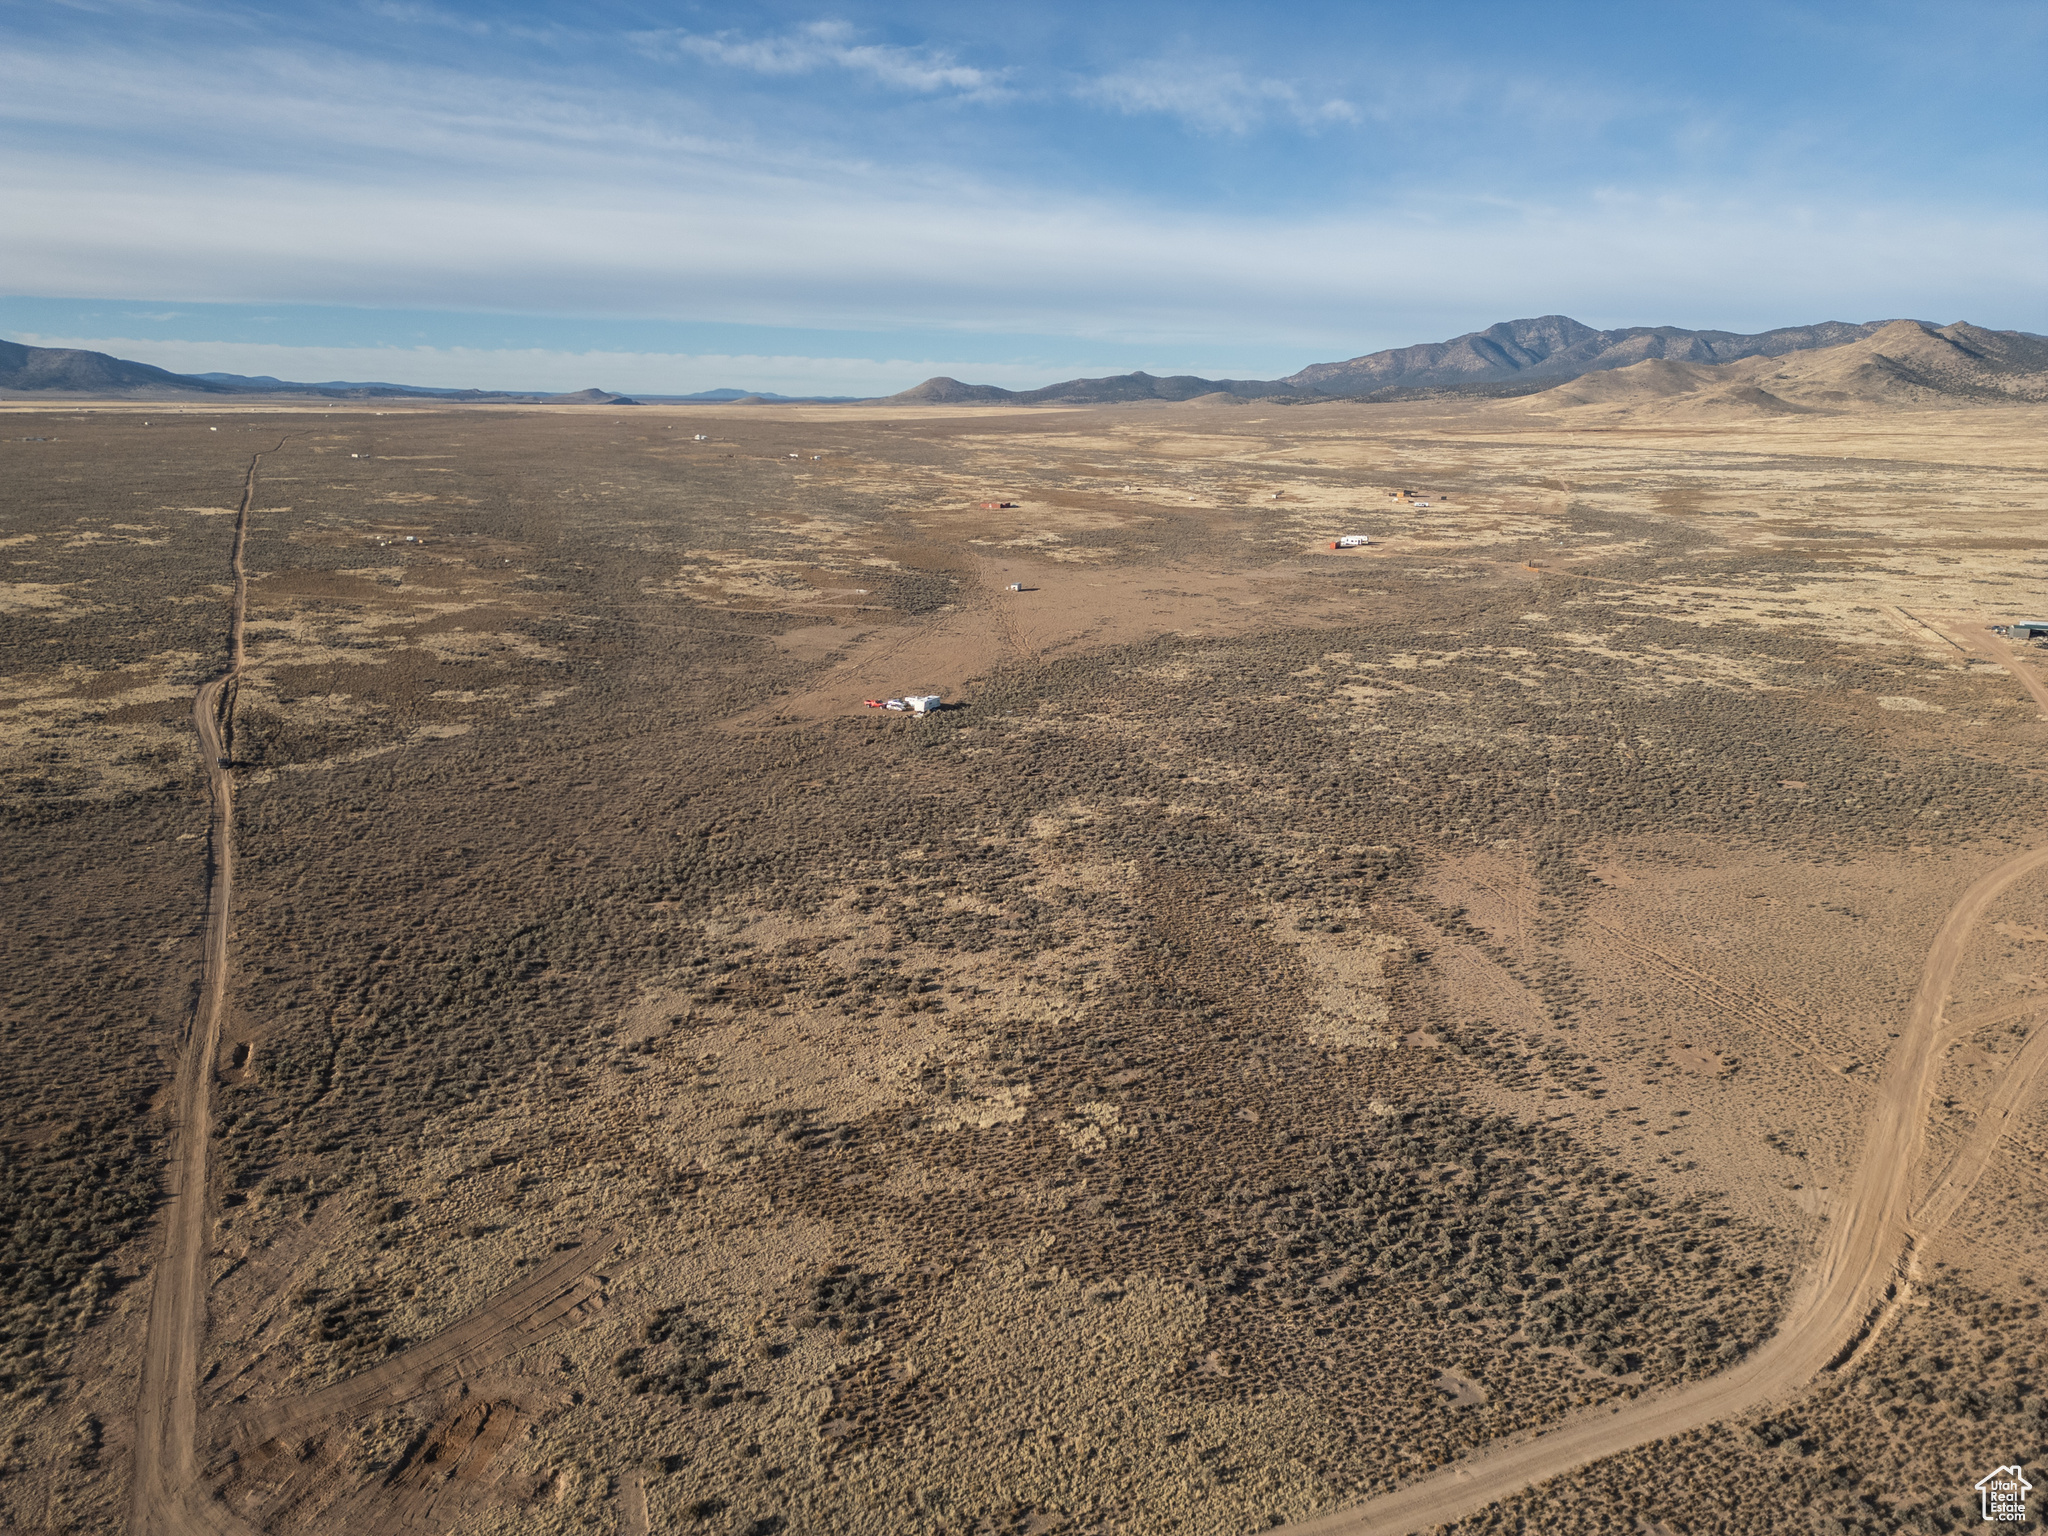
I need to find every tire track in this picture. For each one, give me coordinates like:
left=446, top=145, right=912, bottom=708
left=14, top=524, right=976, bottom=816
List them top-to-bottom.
left=964, top=550, right=1028, bottom=664
left=1279, top=841, right=2048, bottom=1536
left=1464, top=872, right=1822, bottom=1056
left=1577, top=912, right=1823, bottom=1055
left=1940, top=995, right=2048, bottom=1046
left=1912, top=1015, right=2048, bottom=1237
left=217, top=1230, right=619, bottom=1449
left=199, top=1232, right=619, bottom=1533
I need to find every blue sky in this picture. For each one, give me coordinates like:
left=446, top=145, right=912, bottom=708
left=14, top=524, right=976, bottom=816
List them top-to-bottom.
left=3, top=1, right=2044, bottom=394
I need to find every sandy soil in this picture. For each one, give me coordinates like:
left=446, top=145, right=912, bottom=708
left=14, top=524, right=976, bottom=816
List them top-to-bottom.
left=4, top=392, right=2046, bottom=1536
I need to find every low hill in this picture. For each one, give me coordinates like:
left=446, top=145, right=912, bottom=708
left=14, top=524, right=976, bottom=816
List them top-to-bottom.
left=1787, top=320, right=2048, bottom=403
left=1517, top=321, right=2048, bottom=419
left=1, top=340, right=240, bottom=395
left=0, top=342, right=667, bottom=403
left=0, top=344, right=525, bottom=399
left=1531, top=360, right=1816, bottom=418
left=877, top=370, right=1292, bottom=406
left=1016, top=370, right=1283, bottom=405
left=190, top=371, right=475, bottom=393
left=880, top=377, right=1021, bottom=404
left=636, top=387, right=863, bottom=403
left=550, top=388, right=639, bottom=405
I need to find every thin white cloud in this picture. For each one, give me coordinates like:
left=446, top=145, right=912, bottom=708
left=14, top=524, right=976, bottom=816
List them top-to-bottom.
left=646, top=20, right=1005, bottom=98
left=1, top=28, right=2041, bottom=358
left=0, top=41, right=736, bottom=173
left=1075, top=59, right=1361, bottom=134
left=11, top=140, right=2039, bottom=350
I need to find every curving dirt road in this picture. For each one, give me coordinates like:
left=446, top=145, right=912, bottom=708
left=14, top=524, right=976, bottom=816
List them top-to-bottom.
left=130, top=445, right=280, bottom=1536
left=1278, top=840, right=2048, bottom=1536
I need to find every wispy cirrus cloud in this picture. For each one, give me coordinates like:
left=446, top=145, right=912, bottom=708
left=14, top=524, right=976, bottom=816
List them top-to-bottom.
left=4, top=1, right=2043, bottom=393
left=644, top=19, right=1006, bottom=99
left=643, top=22, right=1360, bottom=133
left=1074, top=59, right=1362, bottom=134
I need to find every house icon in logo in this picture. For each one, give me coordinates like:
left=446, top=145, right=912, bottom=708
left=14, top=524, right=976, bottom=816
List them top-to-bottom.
left=1976, top=1464, right=2031, bottom=1522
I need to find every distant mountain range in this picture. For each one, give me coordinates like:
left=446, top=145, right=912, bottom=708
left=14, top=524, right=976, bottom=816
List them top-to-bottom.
left=1281, top=314, right=1899, bottom=394
left=4, top=316, right=2044, bottom=408
left=877, top=316, right=1924, bottom=404
left=0, top=345, right=857, bottom=404
left=883, top=372, right=1288, bottom=406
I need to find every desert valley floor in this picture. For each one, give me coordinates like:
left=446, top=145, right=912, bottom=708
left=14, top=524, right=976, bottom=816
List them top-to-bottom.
left=4, top=391, right=2047, bottom=1536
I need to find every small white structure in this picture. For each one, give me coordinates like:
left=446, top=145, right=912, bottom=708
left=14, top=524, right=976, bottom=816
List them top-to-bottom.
left=694, top=434, right=709, bottom=441
left=1331, top=535, right=1370, bottom=549
left=1008, top=583, right=1023, bottom=592
left=866, top=695, right=942, bottom=714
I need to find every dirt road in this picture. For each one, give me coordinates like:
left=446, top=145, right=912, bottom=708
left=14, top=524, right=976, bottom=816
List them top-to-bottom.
left=130, top=446, right=277, bottom=1536
left=1901, top=610, right=2048, bottom=719
left=1965, top=626, right=2048, bottom=718
left=1277, top=840, right=2048, bottom=1536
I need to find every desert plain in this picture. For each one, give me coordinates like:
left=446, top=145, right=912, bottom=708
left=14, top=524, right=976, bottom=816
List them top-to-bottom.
left=4, top=384, right=2047, bottom=1536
